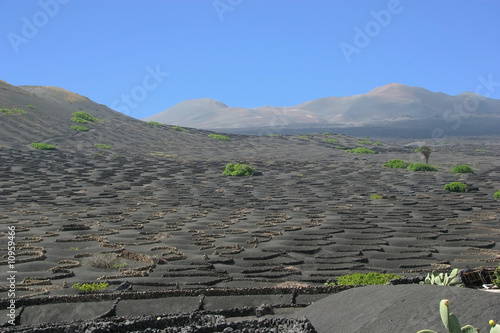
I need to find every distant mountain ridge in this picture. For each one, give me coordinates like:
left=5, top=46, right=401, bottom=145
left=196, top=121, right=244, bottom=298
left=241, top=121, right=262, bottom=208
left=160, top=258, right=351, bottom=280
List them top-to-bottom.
left=143, top=83, right=500, bottom=130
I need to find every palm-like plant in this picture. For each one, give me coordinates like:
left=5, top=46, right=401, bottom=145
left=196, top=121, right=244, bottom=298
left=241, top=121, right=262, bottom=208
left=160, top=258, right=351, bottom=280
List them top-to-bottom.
left=416, top=146, right=432, bottom=164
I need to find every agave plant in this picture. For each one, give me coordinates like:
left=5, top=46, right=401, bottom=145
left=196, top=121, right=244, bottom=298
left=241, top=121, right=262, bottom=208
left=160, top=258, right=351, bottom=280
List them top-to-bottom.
left=420, top=269, right=461, bottom=286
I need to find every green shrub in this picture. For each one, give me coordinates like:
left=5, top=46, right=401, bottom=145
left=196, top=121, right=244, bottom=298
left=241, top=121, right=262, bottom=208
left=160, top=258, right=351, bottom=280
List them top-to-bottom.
left=27, top=104, right=35, bottom=109
left=0, top=108, right=13, bottom=114
left=14, top=108, right=26, bottom=114
left=72, top=111, right=99, bottom=123
left=147, top=121, right=163, bottom=126
left=71, top=125, right=89, bottom=131
left=172, top=126, right=187, bottom=131
left=208, top=133, right=230, bottom=140
left=268, top=134, right=281, bottom=137
left=299, top=135, right=308, bottom=139
left=324, top=138, right=338, bottom=143
left=357, top=139, right=372, bottom=145
left=31, top=142, right=56, bottom=150
left=373, top=142, right=382, bottom=146
left=94, top=143, right=112, bottom=149
left=345, top=147, right=375, bottom=154
left=383, top=159, right=410, bottom=168
left=223, top=163, right=256, bottom=176
left=407, top=163, right=438, bottom=171
left=451, top=164, right=474, bottom=174
left=444, top=182, right=467, bottom=192
left=494, top=190, right=500, bottom=200
left=370, top=194, right=383, bottom=200
left=83, top=253, right=126, bottom=269
left=326, top=272, right=402, bottom=286
left=72, top=282, right=109, bottom=294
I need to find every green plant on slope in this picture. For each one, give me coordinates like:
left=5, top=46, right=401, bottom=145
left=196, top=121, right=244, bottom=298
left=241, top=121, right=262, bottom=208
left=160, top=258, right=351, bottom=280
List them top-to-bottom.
left=27, top=104, right=35, bottom=109
left=0, top=108, right=13, bottom=114
left=13, top=108, right=26, bottom=114
left=71, top=111, right=99, bottom=123
left=147, top=121, right=163, bottom=126
left=71, top=125, right=89, bottom=131
left=172, top=126, right=187, bottom=131
left=208, top=133, right=230, bottom=140
left=268, top=134, right=281, bottom=137
left=324, top=138, right=338, bottom=143
left=357, top=139, right=372, bottom=145
left=31, top=142, right=56, bottom=150
left=94, top=143, right=112, bottom=149
left=415, top=145, right=432, bottom=163
left=345, top=147, right=375, bottom=154
left=383, top=159, right=410, bottom=168
left=223, top=163, right=256, bottom=176
left=407, top=163, right=438, bottom=171
left=451, top=165, right=474, bottom=174
left=444, top=182, right=467, bottom=193
left=494, top=190, right=500, bottom=200
left=370, top=194, right=383, bottom=200
left=420, top=269, right=461, bottom=286
left=325, top=272, right=402, bottom=286
left=72, top=282, right=109, bottom=294
left=417, top=299, right=500, bottom=333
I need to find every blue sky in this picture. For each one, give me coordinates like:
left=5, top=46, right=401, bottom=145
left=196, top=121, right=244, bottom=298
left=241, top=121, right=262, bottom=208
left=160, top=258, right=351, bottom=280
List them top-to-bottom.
left=1, top=0, right=499, bottom=119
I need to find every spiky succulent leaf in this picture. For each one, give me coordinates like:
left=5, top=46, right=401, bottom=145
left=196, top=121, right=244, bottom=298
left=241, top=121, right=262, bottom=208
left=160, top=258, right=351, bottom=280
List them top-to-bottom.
left=449, top=268, right=458, bottom=278
left=434, top=276, right=442, bottom=285
left=449, top=277, right=462, bottom=286
left=440, top=300, right=450, bottom=329
left=449, top=313, right=462, bottom=333
left=491, top=324, right=500, bottom=333
left=460, top=325, right=479, bottom=333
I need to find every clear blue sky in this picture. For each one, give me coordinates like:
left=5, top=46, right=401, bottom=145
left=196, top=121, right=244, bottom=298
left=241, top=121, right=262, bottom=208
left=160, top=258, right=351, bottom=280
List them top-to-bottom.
left=1, top=0, right=499, bottom=119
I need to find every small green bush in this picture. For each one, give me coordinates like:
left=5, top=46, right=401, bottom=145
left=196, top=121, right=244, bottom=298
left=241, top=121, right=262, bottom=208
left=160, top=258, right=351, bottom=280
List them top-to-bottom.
left=27, top=104, right=35, bottom=109
left=0, top=108, right=13, bottom=114
left=13, top=108, right=26, bottom=114
left=72, top=111, right=99, bottom=123
left=147, top=121, right=163, bottom=126
left=71, top=125, right=89, bottom=131
left=172, top=126, right=187, bottom=131
left=208, top=133, right=230, bottom=140
left=268, top=134, right=281, bottom=137
left=299, top=135, right=308, bottom=139
left=324, top=138, right=338, bottom=143
left=357, top=139, right=372, bottom=145
left=31, top=142, right=56, bottom=150
left=373, top=142, right=382, bottom=146
left=94, top=143, right=111, bottom=149
left=345, top=147, right=375, bottom=154
left=383, top=159, right=410, bottom=168
left=223, top=163, right=256, bottom=176
left=407, top=163, right=438, bottom=171
left=451, top=164, right=474, bottom=174
left=444, top=182, right=467, bottom=192
left=494, top=190, right=500, bottom=200
left=370, top=194, right=383, bottom=200
left=83, top=253, right=126, bottom=269
left=326, top=272, right=402, bottom=286
left=72, top=282, right=109, bottom=294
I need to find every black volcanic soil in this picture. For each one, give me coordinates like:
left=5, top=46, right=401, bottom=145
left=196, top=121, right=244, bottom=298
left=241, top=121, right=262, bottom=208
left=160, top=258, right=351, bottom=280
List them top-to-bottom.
left=0, top=131, right=499, bottom=331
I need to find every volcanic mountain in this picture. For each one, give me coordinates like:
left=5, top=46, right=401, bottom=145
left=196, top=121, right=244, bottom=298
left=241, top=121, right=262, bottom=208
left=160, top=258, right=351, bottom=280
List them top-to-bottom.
left=143, top=83, right=500, bottom=136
